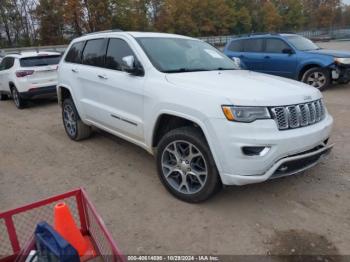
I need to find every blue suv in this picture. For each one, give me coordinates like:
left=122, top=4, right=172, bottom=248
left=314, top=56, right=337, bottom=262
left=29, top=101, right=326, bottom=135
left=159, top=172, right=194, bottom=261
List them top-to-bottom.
left=224, top=34, right=350, bottom=90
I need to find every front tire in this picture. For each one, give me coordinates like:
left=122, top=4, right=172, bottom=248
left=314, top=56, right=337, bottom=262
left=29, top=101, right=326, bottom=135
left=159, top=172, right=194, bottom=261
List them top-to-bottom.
left=302, top=67, right=331, bottom=91
left=11, top=87, right=26, bottom=109
left=62, top=98, right=92, bottom=141
left=156, top=126, right=221, bottom=203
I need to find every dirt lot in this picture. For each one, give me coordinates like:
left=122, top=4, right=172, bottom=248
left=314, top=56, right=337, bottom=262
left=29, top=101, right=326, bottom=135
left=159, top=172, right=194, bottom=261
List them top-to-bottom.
left=1, top=41, right=350, bottom=257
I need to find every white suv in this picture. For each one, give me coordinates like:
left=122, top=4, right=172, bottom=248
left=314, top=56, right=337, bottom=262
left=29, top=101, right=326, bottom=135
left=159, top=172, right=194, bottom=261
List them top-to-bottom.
left=57, top=31, right=333, bottom=203
left=0, top=52, right=61, bottom=109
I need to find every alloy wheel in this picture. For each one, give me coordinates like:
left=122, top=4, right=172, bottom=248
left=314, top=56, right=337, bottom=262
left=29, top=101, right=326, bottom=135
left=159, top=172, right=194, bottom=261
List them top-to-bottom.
left=307, top=71, right=327, bottom=89
left=12, top=89, right=20, bottom=107
left=63, top=104, right=77, bottom=137
left=161, top=140, right=208, bottom=195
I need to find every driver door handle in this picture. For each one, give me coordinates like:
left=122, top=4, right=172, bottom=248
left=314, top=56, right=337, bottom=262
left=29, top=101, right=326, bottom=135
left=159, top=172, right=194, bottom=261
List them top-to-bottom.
left=71, top=69, right=79, bottom=73
left=98, top=74, right=108, bottom=80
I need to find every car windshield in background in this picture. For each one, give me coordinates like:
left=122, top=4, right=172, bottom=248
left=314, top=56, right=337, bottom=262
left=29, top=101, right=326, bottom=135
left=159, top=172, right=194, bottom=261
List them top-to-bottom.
left=286, top=36, right=320, bottom=51
left=136, top=37, right=238, bottom=73
left=20, top=55, right=61, bottom=67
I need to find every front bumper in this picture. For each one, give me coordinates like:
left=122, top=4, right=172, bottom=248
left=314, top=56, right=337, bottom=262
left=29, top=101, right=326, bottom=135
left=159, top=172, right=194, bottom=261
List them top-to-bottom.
left=20, top=85, right=57, bottom=99
left=206, top=114, right=333, bottom=186
left=229, top=143, right=333, bottom=185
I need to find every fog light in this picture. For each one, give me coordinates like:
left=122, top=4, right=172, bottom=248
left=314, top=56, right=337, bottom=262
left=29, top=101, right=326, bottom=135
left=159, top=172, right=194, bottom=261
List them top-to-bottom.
left=242, top=146, right=271, bottom=156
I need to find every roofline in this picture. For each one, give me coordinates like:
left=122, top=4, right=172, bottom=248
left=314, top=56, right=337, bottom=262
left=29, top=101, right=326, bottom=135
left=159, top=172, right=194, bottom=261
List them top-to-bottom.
left=82, top=29, right=123, bottom=36
left=71, top=31, right=199, bottom=43
left=233, top=32, right=298, bottom=38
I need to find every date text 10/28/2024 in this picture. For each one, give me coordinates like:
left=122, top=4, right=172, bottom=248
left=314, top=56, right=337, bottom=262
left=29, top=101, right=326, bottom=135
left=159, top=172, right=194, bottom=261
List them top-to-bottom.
left=127, top=256, right=220, bottom=261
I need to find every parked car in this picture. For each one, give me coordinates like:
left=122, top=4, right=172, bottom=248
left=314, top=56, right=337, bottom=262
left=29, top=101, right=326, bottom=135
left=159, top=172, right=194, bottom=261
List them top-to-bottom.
left=57, top=31, right=333, bottom=203
left=224, top=34, right=350, bottom=90
left=0, top=52, right=61, bottom=109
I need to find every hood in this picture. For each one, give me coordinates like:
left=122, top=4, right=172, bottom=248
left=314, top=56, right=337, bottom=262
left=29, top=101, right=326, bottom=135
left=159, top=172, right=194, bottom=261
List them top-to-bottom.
left=306, top=49, right=350, bottom=58
left=165, top=70, right=322, bottom=106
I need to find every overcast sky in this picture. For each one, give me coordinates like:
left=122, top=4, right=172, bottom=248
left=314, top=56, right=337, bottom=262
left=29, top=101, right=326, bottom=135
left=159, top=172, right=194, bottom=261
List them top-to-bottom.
left=344, top=0, right=350, bottom=4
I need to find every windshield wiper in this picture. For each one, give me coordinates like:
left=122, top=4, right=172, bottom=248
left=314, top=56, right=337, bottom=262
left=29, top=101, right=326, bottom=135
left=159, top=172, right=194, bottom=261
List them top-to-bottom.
left=211, top=67, right=235, bottom=71
left=163, top=68, right=209, bottom=73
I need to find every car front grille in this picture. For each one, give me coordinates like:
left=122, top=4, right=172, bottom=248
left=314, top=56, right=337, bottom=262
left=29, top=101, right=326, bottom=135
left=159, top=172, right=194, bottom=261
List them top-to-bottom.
left=270, top=99, right=326, bottom=130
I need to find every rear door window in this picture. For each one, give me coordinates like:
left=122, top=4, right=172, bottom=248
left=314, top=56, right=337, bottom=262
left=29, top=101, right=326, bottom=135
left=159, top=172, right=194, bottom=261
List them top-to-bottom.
left=105, top=38, right=135, bottom=71
left=82, top=39, right=107, bottom=67
left=243, top=39, right=264, bottom=52
left=265, top=39, right=290, bottom=53
left=228, top=40, right=243, bottom=52
left=65, top=41, right=85, bottom=63
left=20, top=55, right=61, bottom=67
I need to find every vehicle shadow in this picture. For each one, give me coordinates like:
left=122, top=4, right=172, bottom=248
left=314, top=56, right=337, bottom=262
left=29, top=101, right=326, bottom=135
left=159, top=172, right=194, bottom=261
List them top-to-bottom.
left=327, top=82, right=349, bottom=91
left=26, top=97, right=58, bottom=108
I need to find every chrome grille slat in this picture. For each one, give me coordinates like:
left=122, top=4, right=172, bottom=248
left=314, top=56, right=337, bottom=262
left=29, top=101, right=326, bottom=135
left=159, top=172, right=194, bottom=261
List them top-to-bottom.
left=271, top=99, right=326, bottom=131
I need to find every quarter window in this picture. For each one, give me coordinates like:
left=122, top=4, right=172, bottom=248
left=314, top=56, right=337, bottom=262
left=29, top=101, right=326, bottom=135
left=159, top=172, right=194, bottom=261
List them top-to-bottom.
left=105, top=38, right=135, bottom=71
left=82, top=39, right=107, bottom=67
left=243, top=39, right=264, bottom=52
left=265, top=39, right=290, bottom=53
left=65, top=41, right=85, bottom=64
left=0, top=57, right=15, bottom=70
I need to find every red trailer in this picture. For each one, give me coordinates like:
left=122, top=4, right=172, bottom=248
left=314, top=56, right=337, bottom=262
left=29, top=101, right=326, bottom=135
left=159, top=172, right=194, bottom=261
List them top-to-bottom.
left=0, top=188, right=124, bottom=262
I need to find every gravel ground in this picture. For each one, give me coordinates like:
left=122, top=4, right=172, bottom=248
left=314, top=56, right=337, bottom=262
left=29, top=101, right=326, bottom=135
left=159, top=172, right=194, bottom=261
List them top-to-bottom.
left=0, top=41, right=349, bottom=258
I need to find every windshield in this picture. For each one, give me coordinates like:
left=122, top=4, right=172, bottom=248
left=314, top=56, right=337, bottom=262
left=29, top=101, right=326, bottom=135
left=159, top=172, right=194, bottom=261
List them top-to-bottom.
left=286, top=35, right=320, bottom=51
left=136, top=37, right=238, bottom=73
left=20, top=55, right=61, bottom=67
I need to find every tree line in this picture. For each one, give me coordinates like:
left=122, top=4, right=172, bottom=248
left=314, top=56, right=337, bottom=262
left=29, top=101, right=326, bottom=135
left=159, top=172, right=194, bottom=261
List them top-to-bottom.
left=1, top=0, right=350, bottom=48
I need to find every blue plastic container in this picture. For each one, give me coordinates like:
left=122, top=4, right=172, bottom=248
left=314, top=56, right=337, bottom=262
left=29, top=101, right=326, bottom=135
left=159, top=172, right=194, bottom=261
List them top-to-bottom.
left=35, top=221, right=79, bottom=262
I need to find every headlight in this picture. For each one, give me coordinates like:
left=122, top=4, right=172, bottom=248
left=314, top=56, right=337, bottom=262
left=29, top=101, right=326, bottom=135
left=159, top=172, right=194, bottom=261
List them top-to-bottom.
left=334, top=58, right=350, bottom=65
left=222, top=106, right=271, bottom=123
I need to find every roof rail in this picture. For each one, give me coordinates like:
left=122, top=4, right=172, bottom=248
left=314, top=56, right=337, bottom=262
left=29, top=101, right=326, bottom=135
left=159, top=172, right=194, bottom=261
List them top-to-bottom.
left=84, top=29, right=123, bottom=36
left=235, top=32, right=273, bottom=38
left=6, top=51, right=21, bottom=55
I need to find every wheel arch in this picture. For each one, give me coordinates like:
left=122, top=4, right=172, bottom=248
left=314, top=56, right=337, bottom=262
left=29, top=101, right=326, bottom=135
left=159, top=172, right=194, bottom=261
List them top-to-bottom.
left=298, top=63, right=323, bottom=81
left=8, top=81, right=15, bottom=89
left=57, top=85, right=73, bottom=106
left=150, top=112, right=223, bottom=174
left=152, top=113, right=207, bottom=148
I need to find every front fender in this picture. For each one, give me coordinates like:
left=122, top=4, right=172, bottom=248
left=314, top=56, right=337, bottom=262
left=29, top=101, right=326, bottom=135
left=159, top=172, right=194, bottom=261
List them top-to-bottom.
left=146, top=106, right=224, bottom=173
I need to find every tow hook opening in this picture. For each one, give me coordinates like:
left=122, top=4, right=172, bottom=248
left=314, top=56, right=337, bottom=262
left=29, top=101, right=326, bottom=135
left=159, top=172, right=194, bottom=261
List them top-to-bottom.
left=242, top=146, right=271, bottom=157
left=278, top=165, right=289, bottom=172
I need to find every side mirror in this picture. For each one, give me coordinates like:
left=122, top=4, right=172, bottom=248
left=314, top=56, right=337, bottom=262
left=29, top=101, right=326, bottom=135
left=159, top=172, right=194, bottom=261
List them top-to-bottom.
left=282, top=48, right=294, bottom=55
left=121, top=55, right=144, bottom=76
left=121, top=56, right=135, bottom=72
left=231, top=57, right=245, bottom=69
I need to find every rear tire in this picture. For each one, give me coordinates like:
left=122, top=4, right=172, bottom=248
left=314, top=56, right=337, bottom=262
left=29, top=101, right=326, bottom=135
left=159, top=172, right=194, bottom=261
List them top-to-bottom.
left=302, top=67, right=331, bottom=91
left=11, top=87, right=26, bottom=109
left=62, top=98, right=92, bottom=141
left=156, top=126, right=221, bottom=203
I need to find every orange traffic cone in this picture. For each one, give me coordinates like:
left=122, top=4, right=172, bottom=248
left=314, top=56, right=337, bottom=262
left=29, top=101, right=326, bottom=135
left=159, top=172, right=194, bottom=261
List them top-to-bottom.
left=54, top=202, right=93, bottom=257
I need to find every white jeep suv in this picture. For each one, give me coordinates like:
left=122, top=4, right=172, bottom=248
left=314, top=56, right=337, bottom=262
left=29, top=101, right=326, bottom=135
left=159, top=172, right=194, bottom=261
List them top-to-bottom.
left=57, top=31, right=333, bottom=203
left=0, top=52, right=61, bottom=109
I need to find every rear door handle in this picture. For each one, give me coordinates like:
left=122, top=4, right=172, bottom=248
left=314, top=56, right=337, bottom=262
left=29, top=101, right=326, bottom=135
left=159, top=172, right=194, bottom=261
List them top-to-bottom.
left=264, top=56, right=271, bottom=59
left=71, top=69, right=79, bottom=73
left=98, top=74, right=108, bottom=80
